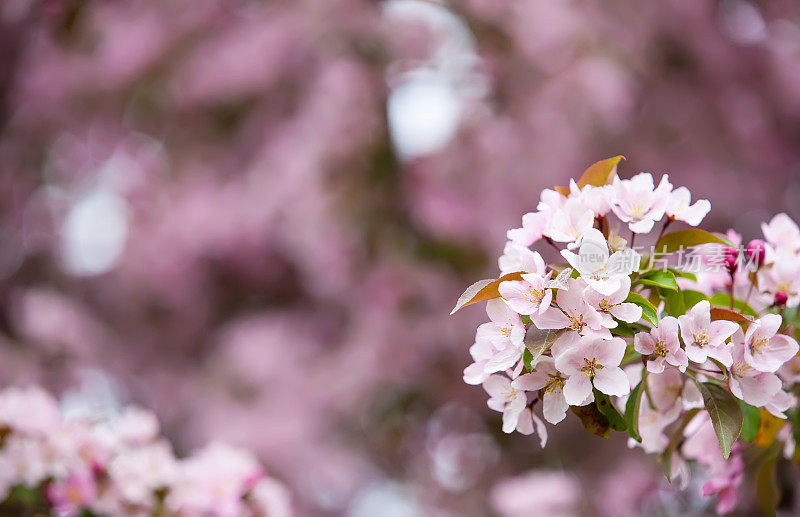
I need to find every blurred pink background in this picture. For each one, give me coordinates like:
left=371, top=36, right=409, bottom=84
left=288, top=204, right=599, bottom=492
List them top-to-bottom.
left=2, top=0, right=800, bottom=515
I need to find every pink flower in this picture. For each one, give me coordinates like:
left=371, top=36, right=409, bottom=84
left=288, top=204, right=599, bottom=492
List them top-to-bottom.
left=610, top=172, right=672, bottom=233
left=568, top=179, right=613, bottom=216
left=665, top=186, right=710, bottom=226
left=546, top=197, right=595, bottom=244
left=507, top=212, right=548, bottom=247
left=761, top=213, right=800, bottom=253
left=560, top=228, right=639, bottom=296
left=498, top=242, right=546, bottom=275
left=757, top=248, right=800, bottom=305
left=499, top=273, right=553, bottom=316
left=582, top=276, right=642, bottom=328
left=533, top=278, right=606, bottom=357
left=477, top=299, right=526, bottom=349
left=463, top=300, right=527, bottom=384
left=677, top=300, right=738, bottom=366
left=742, top=313, right=799, bottom=372
left=634, top=316, right=688, bottom=373
left=463, top=333, right=524, bottom=385
left=729, top=335, right=782, bottom=407
left=555, top=336, right=630, bottom=404
left=512, top=357, right=570, bottom=424
left=482, top=374, right=529, bottom=434
left=765, top=389, right=794, bottom=419
left=47, top=468, right=97, bottom=517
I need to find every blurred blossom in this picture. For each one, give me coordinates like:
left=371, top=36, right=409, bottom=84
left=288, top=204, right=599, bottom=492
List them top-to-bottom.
left=0, top=0, right=799, bottom=514
left=60, top=188, right=129, bottom=276
left=490, top=471, right=581, bottom=517
left=347, top=481, right=422, bottom=517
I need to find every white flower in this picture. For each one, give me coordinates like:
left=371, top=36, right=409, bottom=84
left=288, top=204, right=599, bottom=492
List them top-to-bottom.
left=665, top=186, right=710, bottom=226
left=560, top=228, right=639, bottom=296
left=482, top=374, right=529, bottom=434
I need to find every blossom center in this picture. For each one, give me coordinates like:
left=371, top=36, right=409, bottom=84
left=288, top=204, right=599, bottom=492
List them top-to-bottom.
left=527, top=288, right=545, bottom=304
left=598, top=299, right=614, bottom=312
left=567, top=313, right=586, bottom=332
left=692, top=328, right=709, bottom=348
left=750, top=337, right=769, bottom=355
left=653, top=340, right=669, bottom=357
left=580, top=358, right=604, bottom=377
left=733, top=360, right=753, bottom=377
left=544, top=373, right=566, bottom=394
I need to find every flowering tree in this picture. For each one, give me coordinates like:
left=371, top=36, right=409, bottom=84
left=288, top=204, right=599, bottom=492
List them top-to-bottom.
left=454, top=157, right=800, bottom=514
left=0, top=385, right=290, bottom=516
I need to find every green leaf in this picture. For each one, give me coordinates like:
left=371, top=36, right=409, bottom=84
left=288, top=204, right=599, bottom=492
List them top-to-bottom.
left=654, top=229, right=732, bottom=255
left=670, top=269, right=698, bottom=283
left=635, top=270, right=679, bottom=291
left=450, top=272, right=523, bottom=314
left=664, top=288, right=686, bottom=316
left=682, top=289, right=707, bottom=308
left=624, top=292, right=659, bottom=326
left=708, top=293, right=758, bottom=318
left=610, top=321, right=634, bottom=337
left=523, top=327, right=565, bottom=366
left=523, top=348, right=534, bottom=372
left=625, top=372, right=647, bottom=442
left=697, top=381, right=743, bottom=459
left=594, top=390, right=627, bottom=432
left=738, top=400, right=761, bottom=442
left=570, top=404, right=610, bottom=439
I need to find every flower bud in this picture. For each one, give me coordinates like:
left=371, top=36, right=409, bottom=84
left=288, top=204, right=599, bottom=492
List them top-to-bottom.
left=746, top=239, right=766, bottom=268
left=723, top=246, right=739, bottom=275
left=774, top=291, right=788, bottom=307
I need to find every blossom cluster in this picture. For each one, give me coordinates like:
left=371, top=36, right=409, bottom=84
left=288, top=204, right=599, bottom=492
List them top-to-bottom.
left=455, top=158, right=800, bottom=514
left=0, top=386, right=290, bottom=517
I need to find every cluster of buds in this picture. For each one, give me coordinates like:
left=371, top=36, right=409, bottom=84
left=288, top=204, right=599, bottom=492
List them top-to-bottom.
left=453, top=157, right=800, bottom=514
left=0, top=386, right=290, bottom=517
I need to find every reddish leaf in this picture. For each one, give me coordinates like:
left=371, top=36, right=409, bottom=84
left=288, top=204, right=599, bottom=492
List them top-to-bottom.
left=554, top=155, right=625, bottom=195
left=450, top=272, right=523, bottom=315
left=710, top=307, right=754, bottom=324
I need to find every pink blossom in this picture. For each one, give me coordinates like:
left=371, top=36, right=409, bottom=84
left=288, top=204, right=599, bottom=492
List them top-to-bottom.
left=610, top=173, right=672, bottom=233
left=568, top=179, right=613, bottom=216
left=665, top=186, right=710, bottom=226
left=545, top=197, right=595, bottom=244
left=507, top=212, right=548, bottom=247
left=761, top=213, right=800, bottom=253
left=498, top=242, right=546, bottom=275
left=499, top=272, right=553, bottom=316
left=582, top=276, right=641, bottom=328
left=533, top=278, right=606, bottom=357
left=677, top=300, right=738, bottom=366
left=742, top=313, right=799, bottom=372
left=633, top=316, right=688, bottom=373
left=729, top=335, right=782, bottom=407
left=555, top=336, right=630, bottom=404
left=512, top=357, right=570, bottom=424
left=482, top=374, right=529, bottom=434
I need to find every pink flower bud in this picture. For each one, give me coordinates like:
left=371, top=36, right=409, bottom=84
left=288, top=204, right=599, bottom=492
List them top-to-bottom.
left=746, top=239, right=766, bottom=268
left=723, top=246, right=739, bottom=275
left=774, top=291, right=788, bottom=307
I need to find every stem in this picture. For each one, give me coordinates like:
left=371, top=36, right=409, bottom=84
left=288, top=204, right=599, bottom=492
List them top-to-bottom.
left=656, top=218, right=672, bottom=245
left=629, top=229, right=636, bottom=249
left=545, top=237, right=562, bottom=253
left=729, top=276, right=735, bottom=309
